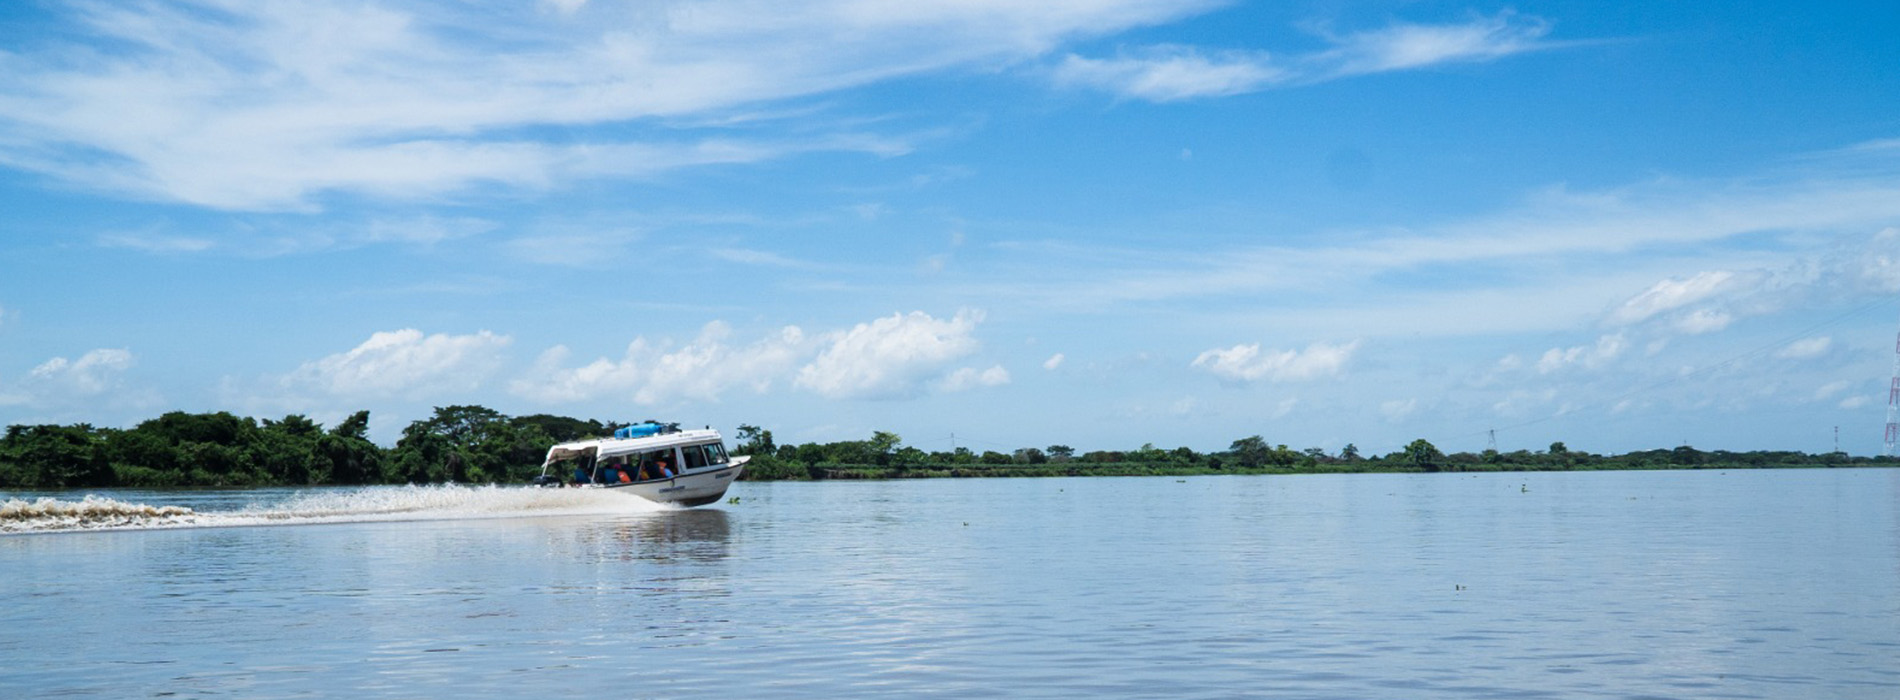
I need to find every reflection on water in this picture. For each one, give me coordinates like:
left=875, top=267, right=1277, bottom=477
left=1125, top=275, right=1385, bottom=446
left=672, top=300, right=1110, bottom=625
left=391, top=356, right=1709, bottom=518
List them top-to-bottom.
left=571, top=508, right=732, bottom=564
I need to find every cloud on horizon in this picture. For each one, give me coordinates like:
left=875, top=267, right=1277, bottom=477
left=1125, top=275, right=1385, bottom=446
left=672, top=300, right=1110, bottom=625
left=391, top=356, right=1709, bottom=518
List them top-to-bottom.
left=279, top=328, right=512, bottom=400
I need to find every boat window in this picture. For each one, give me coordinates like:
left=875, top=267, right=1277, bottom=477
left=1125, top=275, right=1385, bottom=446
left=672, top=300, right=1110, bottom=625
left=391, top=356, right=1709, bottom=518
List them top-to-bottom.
left=705, top=442, right=728, bottom=465
left=684, top=444, right=709, bottom=470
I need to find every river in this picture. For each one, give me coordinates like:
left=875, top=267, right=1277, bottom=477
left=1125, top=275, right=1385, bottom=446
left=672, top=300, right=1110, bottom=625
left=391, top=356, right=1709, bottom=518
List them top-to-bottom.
left=3, top=468, right=1896, bottom=698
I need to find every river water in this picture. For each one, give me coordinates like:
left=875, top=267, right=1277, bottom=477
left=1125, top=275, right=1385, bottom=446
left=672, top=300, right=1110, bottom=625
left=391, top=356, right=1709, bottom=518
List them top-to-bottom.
left=2, top=468, right=1896, bottom=699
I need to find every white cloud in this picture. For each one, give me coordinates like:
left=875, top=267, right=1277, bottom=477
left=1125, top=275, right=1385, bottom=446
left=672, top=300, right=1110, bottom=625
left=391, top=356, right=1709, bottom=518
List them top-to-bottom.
left=0, top=0, right=1215, bottom=210
left=541, top=0, right=588, bottom=16
left=1305, top=11, right=1553, bottom=79
left=1054, top=12, right=1553, bottom=101
left=1053, top=46, right=1283, bottom=101
left=983, top=146, right=1900, bottom=342
left=363, top=216, right=499, bottom=245
left=1852, top=227, right=1900, bottom=290
left=96, top=233, right=217, bottom=253
left=712, top=247, right=812, bottom=269
left=1608, top=271, right=1736, bottom=325
left=1673, top=308, right=1733, bottom=335
left=512, top=310, right=990, bottom=404
left=796, top=310, right=985, bottom=399
left=511, top=322, right=807, bottom=404
left=283, top=329, right=511, bottom=399
left=1537, top=333, right=1627, bottom=373
left=1779, top=336, right=1833, bottom=360
left=1191, top=340, right=1359, bottom=382
left=26, top=348, right=135, bottom=396
left=1043, top=353, right=1066, bottom=370
left=940, top=365, right=1011, bottom=392
left=1812, top=380, right=1850, bottom=401
left=1839, top=395, right=1870, bottom=409
left=1271, top=397, right=1298, bottom=419
left=1381, top=398, right=1418, bottom=422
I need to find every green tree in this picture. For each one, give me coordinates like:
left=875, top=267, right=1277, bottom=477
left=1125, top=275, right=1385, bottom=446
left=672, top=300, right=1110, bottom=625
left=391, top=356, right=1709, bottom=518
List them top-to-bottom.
left=390, top=405, right=513, bottom=483
left=319, top=411, right=382, bottom=484
left=512, top=414, right=606, bottom=443
left=0, top=424, right=114, bottom=488
left=734, top=424, right=776, bottom=456
left=869, top=431, right=901, bottom=458
left=1229, top=435, right=1270, bottom=469
left=1406, top=438, right=1446, bottom=471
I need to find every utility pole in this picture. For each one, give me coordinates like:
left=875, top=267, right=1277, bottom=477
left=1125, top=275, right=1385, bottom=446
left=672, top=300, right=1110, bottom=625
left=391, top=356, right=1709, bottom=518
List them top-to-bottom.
left=1887, top=322, right=1900, bottom=456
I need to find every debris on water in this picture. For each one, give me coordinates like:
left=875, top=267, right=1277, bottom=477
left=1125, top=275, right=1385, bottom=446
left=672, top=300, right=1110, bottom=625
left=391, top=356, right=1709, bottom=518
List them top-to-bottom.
left=726, top=496, right=741, bottom=505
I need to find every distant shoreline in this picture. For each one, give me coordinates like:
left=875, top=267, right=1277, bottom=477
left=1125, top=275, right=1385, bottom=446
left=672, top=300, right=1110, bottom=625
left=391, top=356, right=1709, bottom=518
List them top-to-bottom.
left=6, top=407, right=1895, bottom=490
left=732, top=458, right=1886, bottom=482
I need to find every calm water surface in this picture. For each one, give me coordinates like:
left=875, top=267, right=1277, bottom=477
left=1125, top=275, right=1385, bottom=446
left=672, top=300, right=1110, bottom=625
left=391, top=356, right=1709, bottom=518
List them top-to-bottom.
left=3, top=469, right=1896, bottom=698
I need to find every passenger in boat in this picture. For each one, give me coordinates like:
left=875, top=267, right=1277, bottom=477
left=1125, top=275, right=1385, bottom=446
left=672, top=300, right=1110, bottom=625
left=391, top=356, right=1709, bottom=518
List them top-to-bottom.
left=631, top=453, right=672, bottom=481
left=572, top=464, right=590, bottom=485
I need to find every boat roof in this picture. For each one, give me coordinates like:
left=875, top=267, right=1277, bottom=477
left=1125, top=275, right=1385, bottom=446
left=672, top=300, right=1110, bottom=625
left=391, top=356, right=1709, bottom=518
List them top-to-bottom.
left=543, top=428, right=727, bottom=463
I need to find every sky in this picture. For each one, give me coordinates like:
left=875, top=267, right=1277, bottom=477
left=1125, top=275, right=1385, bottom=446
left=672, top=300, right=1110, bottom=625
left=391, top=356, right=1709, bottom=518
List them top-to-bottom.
left=3, top=0, right=1900, bottom=457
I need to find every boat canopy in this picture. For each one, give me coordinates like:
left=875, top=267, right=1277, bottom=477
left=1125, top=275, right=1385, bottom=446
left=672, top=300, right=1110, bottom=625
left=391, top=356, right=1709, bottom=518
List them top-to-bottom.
left=541, top=428, right=728, bottom=466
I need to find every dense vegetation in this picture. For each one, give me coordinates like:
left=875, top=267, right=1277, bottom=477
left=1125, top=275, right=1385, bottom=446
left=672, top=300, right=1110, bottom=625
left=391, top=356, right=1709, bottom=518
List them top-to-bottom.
left=0, top=406, right=611, bottom=488
left=0, top=407, right=1889, bottom=489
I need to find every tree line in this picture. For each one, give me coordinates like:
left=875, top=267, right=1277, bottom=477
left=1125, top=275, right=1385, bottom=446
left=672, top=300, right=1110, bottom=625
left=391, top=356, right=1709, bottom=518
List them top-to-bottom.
left=0, top=406, right=607, bottom=488
left=1, top=407, right=1890, bottom=490
left=728, top=428, right=1890, bottom=480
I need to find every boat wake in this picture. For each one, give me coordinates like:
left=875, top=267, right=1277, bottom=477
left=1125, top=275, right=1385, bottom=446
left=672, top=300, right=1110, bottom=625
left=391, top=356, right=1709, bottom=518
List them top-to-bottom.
left=0, top=485, right=663, bottom=534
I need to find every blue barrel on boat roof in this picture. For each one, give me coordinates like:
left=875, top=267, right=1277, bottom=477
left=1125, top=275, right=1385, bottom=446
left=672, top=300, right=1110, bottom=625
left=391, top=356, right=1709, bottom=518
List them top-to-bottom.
left=614, top=422, right=663, bottom=439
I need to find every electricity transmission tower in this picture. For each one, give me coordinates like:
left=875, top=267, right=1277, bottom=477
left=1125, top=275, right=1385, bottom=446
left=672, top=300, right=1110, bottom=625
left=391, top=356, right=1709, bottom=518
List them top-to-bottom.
left=1887, top=325, right=1900, bottom=456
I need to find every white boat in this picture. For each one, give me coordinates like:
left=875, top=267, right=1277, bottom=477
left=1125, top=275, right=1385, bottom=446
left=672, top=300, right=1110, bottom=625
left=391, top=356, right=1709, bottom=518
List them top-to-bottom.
left=532, top=422, right=748, bottom=507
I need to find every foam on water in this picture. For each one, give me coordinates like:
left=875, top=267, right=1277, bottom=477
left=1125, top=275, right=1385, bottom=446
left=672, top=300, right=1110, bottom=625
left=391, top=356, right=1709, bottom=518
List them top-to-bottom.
left=0, top=484, right=663, bottom=534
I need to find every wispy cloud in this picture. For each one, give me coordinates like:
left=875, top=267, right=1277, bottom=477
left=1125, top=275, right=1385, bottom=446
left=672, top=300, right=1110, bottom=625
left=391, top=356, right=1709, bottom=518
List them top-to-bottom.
left=0, top=0, right=1216, bottom=210
left=1303, top=11, right=1553, bottom=79
left=1053, top=12, right=1555, bottom=101
left=1053, top=46, right=1283, bottom=101
left=974, top=145, right=1900, bottom=343
left=96, top=232, right=217, bottom=254
left=1607, top=271, right=1739, bottom=326
left=1537, top=334, right=1628, bottom=374
left=1778, top=336, right=1833, bottom=360
left=1192, top=340, right=1359, bottom=382
left=940, top=365, right=1011, bottom=392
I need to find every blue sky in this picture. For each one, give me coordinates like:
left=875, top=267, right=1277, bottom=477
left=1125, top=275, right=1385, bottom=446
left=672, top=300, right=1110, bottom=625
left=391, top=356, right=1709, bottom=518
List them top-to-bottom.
left=3, top=0, right=1900, bottom=456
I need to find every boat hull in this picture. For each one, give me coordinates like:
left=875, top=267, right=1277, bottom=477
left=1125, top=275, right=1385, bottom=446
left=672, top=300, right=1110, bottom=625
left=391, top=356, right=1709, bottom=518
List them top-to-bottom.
left=602, top=461, right=745, bottom=507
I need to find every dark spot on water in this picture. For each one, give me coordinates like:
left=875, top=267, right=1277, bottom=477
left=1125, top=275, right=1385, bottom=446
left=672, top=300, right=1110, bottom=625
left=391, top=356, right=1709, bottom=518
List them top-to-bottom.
left=424, top=648, right=460, bottom=653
